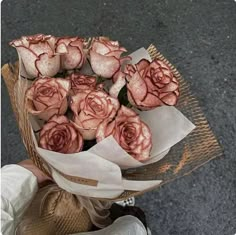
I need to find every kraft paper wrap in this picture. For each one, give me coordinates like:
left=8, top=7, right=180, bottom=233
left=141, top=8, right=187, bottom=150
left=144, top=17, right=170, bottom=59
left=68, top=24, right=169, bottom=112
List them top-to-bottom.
left=2, top=41, right=223, bottom=234
left=8, top=42, right=195, bottom=200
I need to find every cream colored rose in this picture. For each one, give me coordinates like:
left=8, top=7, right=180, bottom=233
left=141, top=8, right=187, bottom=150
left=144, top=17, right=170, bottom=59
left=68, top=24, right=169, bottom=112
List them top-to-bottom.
left=10, top=34, right=60, bottom=78
left=55, top=37, right=85, bottom=70
left=89, top=37, right=128, bottom=78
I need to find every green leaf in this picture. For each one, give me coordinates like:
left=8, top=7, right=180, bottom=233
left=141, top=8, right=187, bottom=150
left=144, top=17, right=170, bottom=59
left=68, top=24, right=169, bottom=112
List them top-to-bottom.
left=54, top=70, right=68, bottom=78
left=96, top=76, right=107, bottom=84
left=118, top=85, right=130, bottom=106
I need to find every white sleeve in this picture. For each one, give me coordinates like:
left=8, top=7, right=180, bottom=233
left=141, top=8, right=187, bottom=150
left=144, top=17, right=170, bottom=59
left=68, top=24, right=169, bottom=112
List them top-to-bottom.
left=1, top=164, right=38, bottom=235
left=72, top=215, right=148, bottom=235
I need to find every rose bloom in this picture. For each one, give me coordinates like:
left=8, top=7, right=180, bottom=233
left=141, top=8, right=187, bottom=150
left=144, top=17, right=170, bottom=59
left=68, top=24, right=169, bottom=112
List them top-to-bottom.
left=9, top=34, right=60, bottom=78
left=55, top=37, right=85, bottom=70
left=89, top=37, right=129, bottom=78
left=111, top=59, right=179, bottom=110
left=68, top=73, right=97, bottom=95
left=26, top=77, right=70, bottom=121
left=70, top=90, right=120, bottom=140
left=96, top=106, right=152, bottom=161
left=39, top=115, right=83, bottom=153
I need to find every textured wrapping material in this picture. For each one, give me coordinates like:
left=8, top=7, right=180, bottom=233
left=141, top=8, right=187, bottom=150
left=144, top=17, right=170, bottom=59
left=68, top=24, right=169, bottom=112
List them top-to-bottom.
left=2, top=42, right=223, bottom=234
left=24, top=47, right=194, bottom=199
left=15, top=184, right=93, bottom=235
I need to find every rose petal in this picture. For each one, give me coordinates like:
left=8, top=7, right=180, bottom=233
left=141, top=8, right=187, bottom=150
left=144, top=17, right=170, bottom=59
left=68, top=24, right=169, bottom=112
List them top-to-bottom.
left=9, top=38, right=24, bottom=47
left=92, top=40, right=111, bottom=55
left=29, top=41, right=53, bottom=56
left=55, top=42, right=68, bottom=54
left=61, top=43, right=83, bottom=70
left=15, top=46, right=38, bottom=77
left=105, top=50, right=125, bottom=58
left=90, top=51, right=120, bottom=78
left=35, top=53, right=60, bottom=77
left=136, top=59, right=150, bottom=72
left=124, top=64, right=136, bottom=78
left=112, top=70, right=124, bottom=83
left=127, top=71, right=148, bottom=104
left=70, top=73, right=97, bottom=94
left=109, top=74, right=126, bottom=98
left=55, top=78, right=71, bottom=93
left=160, top=81, right=179, bottom=93
left=35, top=91, right=60, bottom=107
left=70, top=91, right=90, bottom=115
left=141, top=93, right=163, bottom=109
left=161, top=93, right=178, bottom=105
left=109, top=96, right=120, bottom=112
left=58, top=98, right=68, bottom=115
left=33, top=99, right=48, bottom=111
left=118, top=105, right=137, bottom=117
left=37, top=108, right=60, bottom=121
left=39, top=115, right=83, bottom=153
left=49, top=115, right=69, bottom=124
left=79, top=115, right=102, bottom=129
left=73, top=120, right=97, bottom=140
left=96, top=120, right=108, bottom=142
left=39, top=121, right=58, bottom=138
left=140, top=123, right=152, bottom=149
left=78, top=127, right=97, bottom=140
left=134, top=146, right=151, bottom=161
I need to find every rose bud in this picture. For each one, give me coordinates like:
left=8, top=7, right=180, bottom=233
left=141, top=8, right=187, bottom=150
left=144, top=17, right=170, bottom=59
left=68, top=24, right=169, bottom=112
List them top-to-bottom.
left=9, top=34, right=60, bottom=78
left=55, top=37, right=85, bottom=70
left=89, top=37, right=129, bottom=79
left=126, top=59, right=180, bottom=110
left=68, top=73, right=97, bottom=95
left=26, top=77, right=70, bottom=121
left=70, top=90, right=120, bottom=140
left=96, top=106, right=152, bottom=161
left=39, top=115, right=83, bottom=153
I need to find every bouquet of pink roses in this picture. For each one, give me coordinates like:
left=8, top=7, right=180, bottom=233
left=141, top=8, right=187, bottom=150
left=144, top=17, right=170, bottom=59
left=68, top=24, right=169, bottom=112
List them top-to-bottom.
left=9, top=34, right=195, bottom=199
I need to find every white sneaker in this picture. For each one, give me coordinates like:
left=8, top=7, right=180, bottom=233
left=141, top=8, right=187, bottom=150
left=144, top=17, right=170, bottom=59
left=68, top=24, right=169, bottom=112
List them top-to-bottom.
left=116, top=197, right=135, bottom=207
left=147, top=227, right=152, bottom=235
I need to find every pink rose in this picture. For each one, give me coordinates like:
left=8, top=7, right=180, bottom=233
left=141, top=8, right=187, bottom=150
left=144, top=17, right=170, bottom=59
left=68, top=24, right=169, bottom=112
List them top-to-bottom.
left=9, top=34, right=60, bottom=78
left=55, top=37, right=85, bottom=70
left=89, top=37, right=128, bottom=78
left=111, top=59, right=180, bottom=110
left=127, top=59, right=179, bottom=109
left=68, top=73, right=97, bottom=95
left=26, top=77, right=70, bottom=121
left=70, top=90, right=120, bottom=140
left=96, top=106, right=152, bottom=161
left=39, top=115, right=83, bottom=153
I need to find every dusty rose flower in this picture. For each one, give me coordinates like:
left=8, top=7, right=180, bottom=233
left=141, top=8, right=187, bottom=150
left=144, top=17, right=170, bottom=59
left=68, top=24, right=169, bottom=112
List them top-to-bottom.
left=9, top=34, right=60, bottom=78
left=55, top=37, right=85, bottom=70
left=89, top=37, right=129, bottom=78
left=110, top=59, right=179, bottom=110
left=127, top=59, right=179, bottom=109
left=68, top=73, right=97, bottom=95
left=26, top=77, right=70, bottom=121
left=70, top=90, right=120, bottom=140
left=96, top=106, right=152, bottom=161
left=39, top=115, right=83, bottom=153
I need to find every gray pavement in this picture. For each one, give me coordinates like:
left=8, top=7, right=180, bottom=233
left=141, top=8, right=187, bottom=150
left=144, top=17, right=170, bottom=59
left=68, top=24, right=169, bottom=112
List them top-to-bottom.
left=1, top=0, right=236, bottom=234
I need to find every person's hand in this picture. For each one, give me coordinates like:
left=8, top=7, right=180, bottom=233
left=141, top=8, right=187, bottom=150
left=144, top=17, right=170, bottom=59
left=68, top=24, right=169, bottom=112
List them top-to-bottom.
left=18, top=159, right=52, bottom=185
